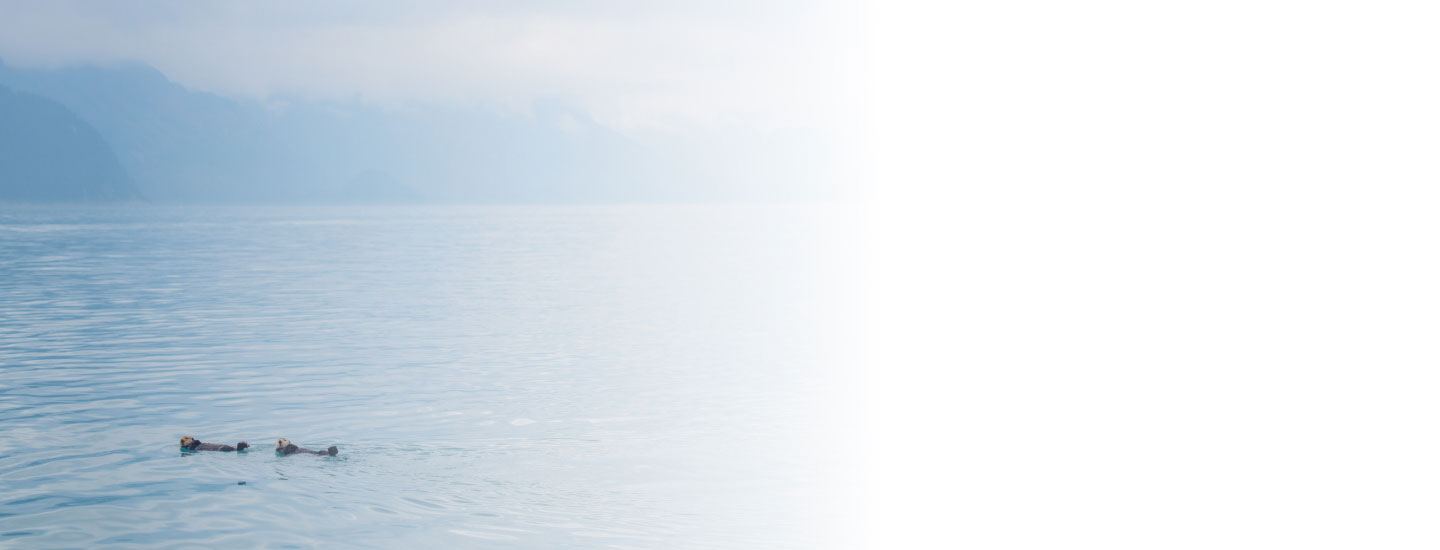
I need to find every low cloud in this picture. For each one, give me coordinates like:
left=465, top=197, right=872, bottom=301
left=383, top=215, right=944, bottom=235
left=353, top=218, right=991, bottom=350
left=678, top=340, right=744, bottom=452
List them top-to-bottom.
left=0, top=0, right=859, bottom=133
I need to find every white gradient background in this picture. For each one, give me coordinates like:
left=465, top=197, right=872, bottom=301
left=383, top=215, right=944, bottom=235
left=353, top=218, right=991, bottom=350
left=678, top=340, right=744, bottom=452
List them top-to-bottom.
left=864, top=0, right=1440, bottom=548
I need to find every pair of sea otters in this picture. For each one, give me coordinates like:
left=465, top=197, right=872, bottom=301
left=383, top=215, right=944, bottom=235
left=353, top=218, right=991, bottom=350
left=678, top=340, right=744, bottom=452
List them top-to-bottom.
left=179, top=436, right=339, bottom=456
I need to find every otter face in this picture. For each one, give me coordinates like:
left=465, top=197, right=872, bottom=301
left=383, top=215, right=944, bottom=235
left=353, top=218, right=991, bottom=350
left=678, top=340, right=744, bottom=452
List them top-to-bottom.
left=180, top=436, right=195, bottom=447
left=276, top=438, right=290, bottom=451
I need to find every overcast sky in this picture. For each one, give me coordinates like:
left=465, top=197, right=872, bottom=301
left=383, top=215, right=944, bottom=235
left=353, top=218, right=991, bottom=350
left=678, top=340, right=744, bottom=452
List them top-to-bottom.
left=0, top=0, right=860, bottom=134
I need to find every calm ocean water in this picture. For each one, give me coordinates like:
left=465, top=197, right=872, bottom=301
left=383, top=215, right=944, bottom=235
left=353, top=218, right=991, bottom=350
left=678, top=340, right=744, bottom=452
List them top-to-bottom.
left=0, top=205, right=860, bottom=548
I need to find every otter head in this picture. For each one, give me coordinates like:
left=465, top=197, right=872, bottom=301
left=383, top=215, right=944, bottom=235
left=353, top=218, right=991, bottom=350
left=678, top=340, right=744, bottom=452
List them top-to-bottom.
left=180, top=436, right=196, bottom=449
left=236, top=441, right=250, bottom=451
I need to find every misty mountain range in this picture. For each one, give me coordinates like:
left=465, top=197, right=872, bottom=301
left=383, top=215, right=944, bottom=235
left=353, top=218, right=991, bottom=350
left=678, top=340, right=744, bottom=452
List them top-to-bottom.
left=0, top=59, right=841, bottom=204
left=0, top=84, right=141, bottom=202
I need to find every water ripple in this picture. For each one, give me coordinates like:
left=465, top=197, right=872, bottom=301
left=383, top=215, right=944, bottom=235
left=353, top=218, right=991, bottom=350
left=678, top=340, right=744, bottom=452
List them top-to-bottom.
left=0, top=205, right=857, bottom=548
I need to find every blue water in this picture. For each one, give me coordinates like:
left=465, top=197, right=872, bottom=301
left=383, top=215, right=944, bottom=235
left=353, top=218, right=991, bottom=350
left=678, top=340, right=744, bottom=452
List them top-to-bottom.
left=0, top=205, right=859, bottom=548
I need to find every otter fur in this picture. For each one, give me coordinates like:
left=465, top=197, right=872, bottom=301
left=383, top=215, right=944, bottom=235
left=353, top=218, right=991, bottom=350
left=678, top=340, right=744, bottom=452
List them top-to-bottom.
left=180, top=436, right=250, bottom=452
left=275, top=438, right=338, bottom=456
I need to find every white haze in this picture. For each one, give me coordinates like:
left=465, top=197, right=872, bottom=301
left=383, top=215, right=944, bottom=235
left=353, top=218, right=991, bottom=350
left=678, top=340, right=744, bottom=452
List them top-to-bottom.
left=0, top=0, right=860, bottom=134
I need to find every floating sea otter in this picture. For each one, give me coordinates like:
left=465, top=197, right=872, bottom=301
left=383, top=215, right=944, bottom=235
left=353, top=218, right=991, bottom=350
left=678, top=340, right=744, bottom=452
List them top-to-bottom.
left=179, top=436, right=250, bottom=452
left=275, top=438, right=338, bottom=456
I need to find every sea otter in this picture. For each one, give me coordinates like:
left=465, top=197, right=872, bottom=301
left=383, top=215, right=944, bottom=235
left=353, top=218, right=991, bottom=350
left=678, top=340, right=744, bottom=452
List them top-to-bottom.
left=180, top=436, right=250, bottom=452
left=275, top=438, right=338, bottom=456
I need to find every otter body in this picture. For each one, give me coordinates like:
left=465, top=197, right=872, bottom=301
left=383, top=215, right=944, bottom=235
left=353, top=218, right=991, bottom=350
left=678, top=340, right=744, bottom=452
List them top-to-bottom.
left=180, top=436, right=250, bottom=452
left=276, top=438, right=338, bottom=456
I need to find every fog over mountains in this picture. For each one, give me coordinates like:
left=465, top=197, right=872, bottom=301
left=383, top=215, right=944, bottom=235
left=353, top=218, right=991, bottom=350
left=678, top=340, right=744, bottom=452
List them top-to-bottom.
left=0, top=59, right=843, bottom=203
left=0, top=83, right=141, bottom=202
